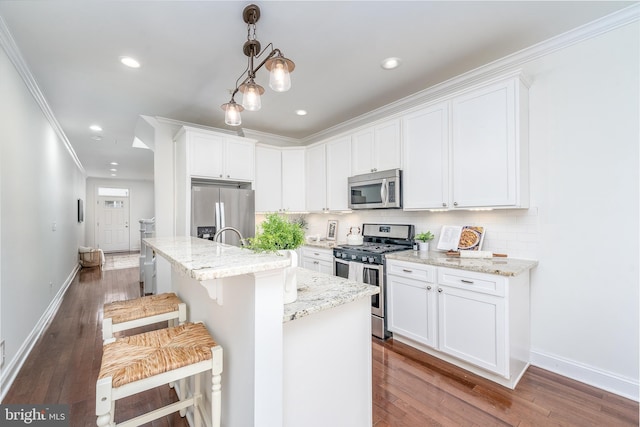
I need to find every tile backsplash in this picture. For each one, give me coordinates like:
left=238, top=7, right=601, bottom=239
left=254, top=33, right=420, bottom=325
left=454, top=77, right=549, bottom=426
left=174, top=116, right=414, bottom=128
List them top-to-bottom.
left=298, top=207, right=539, bottom=260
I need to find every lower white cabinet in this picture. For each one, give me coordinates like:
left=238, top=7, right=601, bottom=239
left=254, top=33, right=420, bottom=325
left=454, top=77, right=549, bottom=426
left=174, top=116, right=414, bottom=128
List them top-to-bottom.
left=300, top=247, right=333, bottom=275
left=386, top=260, right=530, bottom=389
left=386, top=262, right=437, bottom=348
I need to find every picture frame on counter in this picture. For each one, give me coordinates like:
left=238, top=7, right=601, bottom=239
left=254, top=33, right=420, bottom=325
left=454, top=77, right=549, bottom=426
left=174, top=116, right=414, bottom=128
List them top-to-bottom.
left=326, top=220, right=338, bottom=241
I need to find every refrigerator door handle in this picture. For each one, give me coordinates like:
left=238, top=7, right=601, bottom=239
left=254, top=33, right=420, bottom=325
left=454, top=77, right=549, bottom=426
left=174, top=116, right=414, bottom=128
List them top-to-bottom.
left=215, top=202, right=221, bottom=231
left=220, top=202, right=226, bottom=229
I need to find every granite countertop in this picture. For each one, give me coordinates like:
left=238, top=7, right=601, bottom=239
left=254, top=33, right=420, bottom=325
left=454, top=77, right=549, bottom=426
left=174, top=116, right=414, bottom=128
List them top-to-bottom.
left=143, top=236, right=291, bottom=281
left=302, top=240, right=343, bottom=250
left=386, top=250, right=538, bottom=277
left=283, top=268, right=378, bottom=323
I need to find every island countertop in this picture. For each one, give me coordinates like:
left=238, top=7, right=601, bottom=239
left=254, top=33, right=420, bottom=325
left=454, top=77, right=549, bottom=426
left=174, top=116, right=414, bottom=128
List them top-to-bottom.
left=143, top=236, right=291, bottom=281
left=386, top=250, right=538, bottom=277
left=283, top=268, right=379, bottom=323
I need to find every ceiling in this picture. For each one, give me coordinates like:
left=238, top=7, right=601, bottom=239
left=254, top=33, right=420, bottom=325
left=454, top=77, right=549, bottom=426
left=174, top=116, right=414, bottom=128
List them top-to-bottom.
left=0, top=1, right=633, bottom=181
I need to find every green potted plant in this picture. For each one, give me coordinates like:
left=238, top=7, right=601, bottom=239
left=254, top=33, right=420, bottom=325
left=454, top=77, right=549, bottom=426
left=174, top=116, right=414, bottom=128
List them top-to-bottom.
left=246, top=213, right=305, bottom=303
left=415, top=231, right=434, bottom=252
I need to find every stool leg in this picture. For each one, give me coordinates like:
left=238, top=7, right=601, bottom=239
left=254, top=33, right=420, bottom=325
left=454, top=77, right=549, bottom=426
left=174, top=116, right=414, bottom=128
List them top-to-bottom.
left=178, top=302, right=187, bottom=325
left=102, top=318, right=113, bottom=341
left=211, top=346, right=223, bottom=427
left=194, top=372, right=202, bottom=427
left=96, top=377, right=114, bottom=427
left=179, top=377, right=187, bottom=417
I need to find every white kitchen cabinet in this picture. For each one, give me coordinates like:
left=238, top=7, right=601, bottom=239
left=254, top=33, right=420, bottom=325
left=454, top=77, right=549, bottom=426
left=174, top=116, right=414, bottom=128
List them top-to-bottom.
left=401, top=75, right=529, bottom=210
left=450, top=77, right=528, bottom=208
left=402, top=102, right=450, bottom=209
left=351, top=118, right=401, bottom=176
left=176, top=126, right=255, bottom=182
left=325, top=136, right=351, bottom=211
left=305, top=143, right=327, bottom=212
left=255, top=145, right=282, bottom=212
left=255, top=146, right=305, bottom=213
left=281, top=148, right=306, bottom=212
left=300, top=247, right=333, bottom=275
left=386, top=260, right=530, bottom=389
left=387, top=261, right=438, bottom=348
left=437, top=269, right=506, bottom=376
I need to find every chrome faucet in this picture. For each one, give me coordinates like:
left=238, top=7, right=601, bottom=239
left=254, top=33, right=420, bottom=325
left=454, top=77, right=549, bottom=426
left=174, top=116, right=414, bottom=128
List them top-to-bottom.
left=213, top=226, right=246, bottom=247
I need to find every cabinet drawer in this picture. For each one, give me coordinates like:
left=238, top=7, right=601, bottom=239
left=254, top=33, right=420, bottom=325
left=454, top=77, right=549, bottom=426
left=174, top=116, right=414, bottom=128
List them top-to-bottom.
left=301, top=247, right=333, bottom=262
left=387, top=260, right=436, bottom=283
left=438, top=267, right=505, bottom=296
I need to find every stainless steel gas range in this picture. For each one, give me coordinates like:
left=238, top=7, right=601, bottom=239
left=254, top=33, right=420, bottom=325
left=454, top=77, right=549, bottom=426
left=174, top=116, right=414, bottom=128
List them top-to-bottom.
left=333, top=223, right=415, bottom=339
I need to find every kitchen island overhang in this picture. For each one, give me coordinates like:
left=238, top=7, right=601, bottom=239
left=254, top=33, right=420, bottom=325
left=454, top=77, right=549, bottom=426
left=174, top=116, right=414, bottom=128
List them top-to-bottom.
left=143, top=236, right=378, bottom=427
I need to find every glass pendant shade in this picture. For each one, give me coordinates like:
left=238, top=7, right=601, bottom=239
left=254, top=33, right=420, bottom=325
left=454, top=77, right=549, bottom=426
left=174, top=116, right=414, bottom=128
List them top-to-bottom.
left=266, top=56, right=295, bottom=92
left=268, top=58, right=291, bottom=92
left=239, top=80, right=264, bottom=111
left=221, top=100, right=243, bottom=126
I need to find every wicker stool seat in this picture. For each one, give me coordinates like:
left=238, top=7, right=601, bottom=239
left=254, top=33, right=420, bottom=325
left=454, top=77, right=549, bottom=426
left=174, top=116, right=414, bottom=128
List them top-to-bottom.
left=102, top=293, right=186, bottom=341
left=96, top=322, right=223, bottom=427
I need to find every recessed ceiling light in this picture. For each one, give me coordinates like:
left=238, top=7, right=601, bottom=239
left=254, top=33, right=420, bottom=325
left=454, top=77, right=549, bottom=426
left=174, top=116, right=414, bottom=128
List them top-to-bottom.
left=120, top=56, right=141, bottom=68
left=381, top=57, right=401, bottom=70
left=295, top=110, right=307, bottom=116
left=90, top=125, right=102, bottom=132
left=91, top=135, right=103, bottom=141
left=110, top=162, right=119, bottom=166
left=110, top=168, right=117, bottom=172
left=111, top=173, right=117, bottom=177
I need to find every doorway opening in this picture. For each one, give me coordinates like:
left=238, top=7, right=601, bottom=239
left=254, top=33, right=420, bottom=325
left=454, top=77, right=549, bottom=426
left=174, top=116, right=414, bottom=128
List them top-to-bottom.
left=97, top=187, right=130, bottom=253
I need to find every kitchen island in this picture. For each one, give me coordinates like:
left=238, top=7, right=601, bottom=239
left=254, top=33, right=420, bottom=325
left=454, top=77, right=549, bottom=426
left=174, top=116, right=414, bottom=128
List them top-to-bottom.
left=143, top=236, right=378, bottom=427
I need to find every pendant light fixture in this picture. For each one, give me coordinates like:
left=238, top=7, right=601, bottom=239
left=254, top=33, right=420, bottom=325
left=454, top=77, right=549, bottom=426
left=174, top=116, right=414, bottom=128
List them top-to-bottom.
left=221, top=4, right=295, bottom=126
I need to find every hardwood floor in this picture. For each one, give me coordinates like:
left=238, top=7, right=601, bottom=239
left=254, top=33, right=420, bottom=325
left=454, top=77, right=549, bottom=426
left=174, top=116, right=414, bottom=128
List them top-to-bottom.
left=3, top=261, right=638, bottom=426
left=372, top=338, right=638, bottom=426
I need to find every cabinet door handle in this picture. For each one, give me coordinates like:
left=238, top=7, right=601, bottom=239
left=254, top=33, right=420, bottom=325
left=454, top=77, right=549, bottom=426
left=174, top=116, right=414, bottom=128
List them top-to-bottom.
left=442, top=202, right=447, bottom=207
left=453, top=202, right=458, bottom=206
left=314, top=253, right=320, bottom=256
left=314, top=261, right=319, bottom=264
left=402, top=269, right=413, bottom=273
left=461, top=279, right=474, bottom=284
left=426, top=285, right=432, bottom=291
left=437, top=288, right=443, bottom=293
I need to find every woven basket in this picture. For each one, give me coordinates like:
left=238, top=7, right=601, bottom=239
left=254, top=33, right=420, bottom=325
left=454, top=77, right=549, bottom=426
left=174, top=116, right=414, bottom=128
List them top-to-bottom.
left=79, top=250, right=101, bottom=268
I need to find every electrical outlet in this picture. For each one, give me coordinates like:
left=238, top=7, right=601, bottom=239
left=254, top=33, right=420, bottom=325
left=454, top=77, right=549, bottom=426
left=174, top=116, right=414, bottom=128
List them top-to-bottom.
left=1, top=340, right=5, bottom=368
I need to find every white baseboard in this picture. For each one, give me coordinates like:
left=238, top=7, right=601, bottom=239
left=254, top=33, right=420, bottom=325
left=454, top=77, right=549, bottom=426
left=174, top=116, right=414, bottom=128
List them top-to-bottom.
left=0, top=264, right=80, bottom=402
left=530, top=349, right=639, bottom=402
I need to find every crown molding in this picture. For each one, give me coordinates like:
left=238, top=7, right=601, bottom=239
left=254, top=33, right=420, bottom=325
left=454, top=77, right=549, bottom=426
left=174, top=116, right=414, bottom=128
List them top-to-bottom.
left=301, top=3, right=640, bottom=145
left=0, top=15, right=86, bottom=175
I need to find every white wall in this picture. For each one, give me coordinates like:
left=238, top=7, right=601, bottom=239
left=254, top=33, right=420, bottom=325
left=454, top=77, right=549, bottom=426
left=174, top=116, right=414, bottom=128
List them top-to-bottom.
left=304, top=21, right=639, bottom=399
left=0, top=44, right=86, bottom=397
left=85, top=178, right=154, bottom=251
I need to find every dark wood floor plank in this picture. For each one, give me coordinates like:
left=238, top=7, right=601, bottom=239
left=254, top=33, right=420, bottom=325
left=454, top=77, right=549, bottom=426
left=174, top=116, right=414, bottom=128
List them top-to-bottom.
left=4, top=257, right=638, bottom=427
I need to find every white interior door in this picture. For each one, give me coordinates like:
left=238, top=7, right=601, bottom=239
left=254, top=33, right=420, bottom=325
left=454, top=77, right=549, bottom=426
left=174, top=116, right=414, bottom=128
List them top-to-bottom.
left=97, top=196, right=130, bottom=252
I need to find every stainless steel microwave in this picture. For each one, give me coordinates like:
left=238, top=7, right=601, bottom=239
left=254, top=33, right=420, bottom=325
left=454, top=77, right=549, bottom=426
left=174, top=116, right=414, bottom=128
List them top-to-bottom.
left=348, top=169, right=402, bottom=209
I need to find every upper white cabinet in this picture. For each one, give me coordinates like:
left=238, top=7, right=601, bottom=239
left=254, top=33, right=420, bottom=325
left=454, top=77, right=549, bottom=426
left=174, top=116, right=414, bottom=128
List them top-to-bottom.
left=402, top=75, right=529, bottom=210
left=451, top=78, right=528, bottom=208
left=402, top=102, right=450, bottom=209
left=351, top=118, right=401, bottom=176
left=176, top=126, right=256, bottom=182
left=325, top=136, right=351, bottom=211
left=305, top=143, right=327, bottom=212
left=255, top=145, right=305, bottom=213
left=255, top=145, right=282, bottom=212
left=281, top=148, right=306, bottom=212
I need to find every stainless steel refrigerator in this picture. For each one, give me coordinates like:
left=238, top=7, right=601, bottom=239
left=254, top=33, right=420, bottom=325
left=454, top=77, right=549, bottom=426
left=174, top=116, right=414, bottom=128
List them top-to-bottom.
left=191, top=184, right=255, bottom=247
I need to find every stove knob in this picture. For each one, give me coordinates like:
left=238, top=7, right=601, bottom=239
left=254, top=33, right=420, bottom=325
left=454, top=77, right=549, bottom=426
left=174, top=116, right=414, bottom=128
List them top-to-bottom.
left=351, top=254, right=357, bottom=260
left=361, top=256, right=367, bottom=262
left=369, top=257, right=375, bottom=263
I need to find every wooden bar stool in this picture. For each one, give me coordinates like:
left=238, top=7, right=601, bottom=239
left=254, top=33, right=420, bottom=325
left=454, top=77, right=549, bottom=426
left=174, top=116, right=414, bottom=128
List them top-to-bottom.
left=102, top=293, right=186, bottom=341
left=96, top=322, right=223, bottom=427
